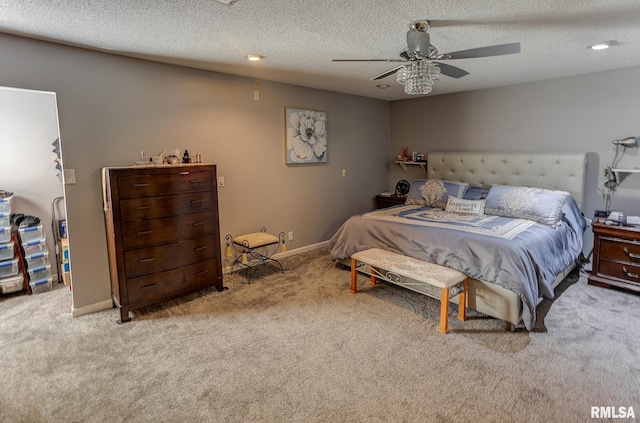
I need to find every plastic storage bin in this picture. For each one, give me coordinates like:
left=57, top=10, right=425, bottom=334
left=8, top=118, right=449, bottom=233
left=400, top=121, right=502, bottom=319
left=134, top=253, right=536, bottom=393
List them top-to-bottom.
left=0, top=195, right=13, bottom=214
left=0, top=213, right=9, bottom=227
left=18, top=225, right=44, bottom=243
left=0, top=227, right=10, bottom=243
left=22, top=238, right=47, bottom=255
left=0, top=242, right=14, bottom=261
left=25, top=251, right=49, bottom=268
left=0, top=258, right=19, bottom=278
left=28, top=264, right=51, bottom=281
left=0, top=273, right=23, bottom=294
left=29, top=276, right=52, bottom=294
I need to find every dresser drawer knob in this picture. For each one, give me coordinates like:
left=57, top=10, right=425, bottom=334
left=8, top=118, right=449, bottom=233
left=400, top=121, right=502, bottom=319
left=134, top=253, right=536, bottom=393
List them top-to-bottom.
left=179, top=172, right=190, bottom=176
left=189, top=179, right=204, bottom=184
left=133, top=183, right=150, bottom=188
left=135, top=205, right=151, bottom=210
left=137, top=230, right=153, bottom=235
left=194, top=246, right=208, bottom=252
left=624, top=247, right=640, bottom=260
left=139, top=257, right=156, bottom=263
left=623, top=266, right=639, bottom=279
left=195, top=269, right=209, bottom=276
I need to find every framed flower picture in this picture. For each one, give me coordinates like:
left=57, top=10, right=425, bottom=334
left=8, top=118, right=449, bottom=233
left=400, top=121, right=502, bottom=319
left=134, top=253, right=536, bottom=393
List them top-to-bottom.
left=285, top=108, right=327, bottom=164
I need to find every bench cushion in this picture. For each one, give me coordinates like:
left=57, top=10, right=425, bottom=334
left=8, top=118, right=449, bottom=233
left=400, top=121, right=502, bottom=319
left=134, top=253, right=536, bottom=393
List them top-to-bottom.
left=233, top=232, right=279, bottom=249
left=352, top=248, right=465, bottom=289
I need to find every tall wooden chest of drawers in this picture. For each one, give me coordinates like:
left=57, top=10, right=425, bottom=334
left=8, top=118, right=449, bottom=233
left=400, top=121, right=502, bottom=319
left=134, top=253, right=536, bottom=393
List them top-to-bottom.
left=103, top=164, right=223, bottom=322
left=589, top=221, right=640, bottom=294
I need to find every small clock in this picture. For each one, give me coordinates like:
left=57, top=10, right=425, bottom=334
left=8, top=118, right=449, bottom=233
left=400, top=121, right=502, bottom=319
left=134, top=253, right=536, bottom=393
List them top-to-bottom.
left=395, top=179, right=410, bottom=196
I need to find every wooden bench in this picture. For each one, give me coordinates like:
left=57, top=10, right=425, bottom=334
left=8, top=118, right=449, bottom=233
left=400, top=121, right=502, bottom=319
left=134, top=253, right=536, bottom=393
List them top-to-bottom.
left=350, top=248, right=467, bottom=334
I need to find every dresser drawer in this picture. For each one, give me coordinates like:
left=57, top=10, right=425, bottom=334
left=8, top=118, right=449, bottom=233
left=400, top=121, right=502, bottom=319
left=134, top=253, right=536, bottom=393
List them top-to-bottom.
left=117, top=170, right=213, bottom=198
left=119, top=192, right=214, bottom=221
left=121, top=210, right=216, bottom=249
left=124, top=233, right=218, bottom=277
left=600, top=238, right=640, bottom=263
left=126, top=258, right=219, bottom=304
left=599, top=259, right=640, bottom=284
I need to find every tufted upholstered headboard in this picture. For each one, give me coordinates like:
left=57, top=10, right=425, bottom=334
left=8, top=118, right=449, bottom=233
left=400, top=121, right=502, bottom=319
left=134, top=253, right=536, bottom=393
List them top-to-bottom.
left=427, top=152, right=588, bottom=208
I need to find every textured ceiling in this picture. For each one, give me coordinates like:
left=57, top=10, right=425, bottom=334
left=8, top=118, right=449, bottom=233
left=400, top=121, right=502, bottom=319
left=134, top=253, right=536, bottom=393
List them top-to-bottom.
left=1, top=0, right=640, bottom=101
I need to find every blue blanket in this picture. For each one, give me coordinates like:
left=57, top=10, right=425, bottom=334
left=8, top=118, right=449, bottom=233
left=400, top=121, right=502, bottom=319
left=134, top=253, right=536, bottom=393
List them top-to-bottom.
left=330, top=197, right=586, bottom=330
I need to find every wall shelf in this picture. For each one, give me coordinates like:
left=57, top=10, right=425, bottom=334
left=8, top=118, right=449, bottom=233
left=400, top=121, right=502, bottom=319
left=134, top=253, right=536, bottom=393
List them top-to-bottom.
left=394, top=160, right=426, bottom=171
left=612, top=168, right=640, bottom=181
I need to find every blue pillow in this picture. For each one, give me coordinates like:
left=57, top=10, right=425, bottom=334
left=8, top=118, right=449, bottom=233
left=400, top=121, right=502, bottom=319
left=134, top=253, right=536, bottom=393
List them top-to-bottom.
left=405, top=179, right=469, bottom=209
left=484, top=185, right=570, bottom=226
left=463, top=186, right=489, bottom=201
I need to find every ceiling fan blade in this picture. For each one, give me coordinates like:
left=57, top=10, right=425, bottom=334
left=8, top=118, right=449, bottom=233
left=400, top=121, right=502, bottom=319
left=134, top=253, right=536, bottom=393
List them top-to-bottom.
left=440, top=43, right=520, bottom=59
left=332, top=59, right=407, bottom=63
left=434, top=62, right=469, bottom=79
left=371, top=65, right=404, bottom=81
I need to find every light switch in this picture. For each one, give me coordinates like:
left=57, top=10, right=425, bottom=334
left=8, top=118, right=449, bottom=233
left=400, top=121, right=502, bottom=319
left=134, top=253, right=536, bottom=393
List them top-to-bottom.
left=63, top=169, right=76, bottom=185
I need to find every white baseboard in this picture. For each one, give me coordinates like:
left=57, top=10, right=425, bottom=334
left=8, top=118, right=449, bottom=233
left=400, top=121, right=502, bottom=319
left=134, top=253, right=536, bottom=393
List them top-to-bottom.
left=222, top=240, right=329, bottom=274
left=72, top=298, right=113, bottom=318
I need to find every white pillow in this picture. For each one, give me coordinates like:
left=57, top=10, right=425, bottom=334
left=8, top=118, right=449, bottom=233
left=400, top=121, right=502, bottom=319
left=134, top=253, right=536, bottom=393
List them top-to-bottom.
left=445, top=197, right=486, bottom=216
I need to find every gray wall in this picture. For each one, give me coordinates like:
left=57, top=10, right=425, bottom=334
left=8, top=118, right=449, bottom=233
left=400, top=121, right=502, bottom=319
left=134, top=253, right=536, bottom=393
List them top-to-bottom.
left=0, top=33, right=390, bottom=314
left=390, top=66, right=640, bottom=256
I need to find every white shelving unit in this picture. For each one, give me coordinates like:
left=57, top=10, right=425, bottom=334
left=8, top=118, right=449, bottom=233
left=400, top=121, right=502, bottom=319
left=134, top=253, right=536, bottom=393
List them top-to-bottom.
left=394, top=160, right=427, bottom=171
left=612, top=168, right=640, bottom=181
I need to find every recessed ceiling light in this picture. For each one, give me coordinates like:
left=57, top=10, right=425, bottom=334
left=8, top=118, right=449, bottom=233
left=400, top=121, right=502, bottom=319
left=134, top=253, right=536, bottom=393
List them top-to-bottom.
left=589, top=41, right=617, bottom=50
left=246, top=54, right=264, bottom=62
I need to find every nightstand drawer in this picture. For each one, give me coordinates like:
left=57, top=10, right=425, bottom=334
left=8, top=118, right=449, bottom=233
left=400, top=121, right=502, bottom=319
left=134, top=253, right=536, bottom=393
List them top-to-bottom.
left=600, top=238, right=640, bottom=263
left=599, top=259, right=640, bottom=284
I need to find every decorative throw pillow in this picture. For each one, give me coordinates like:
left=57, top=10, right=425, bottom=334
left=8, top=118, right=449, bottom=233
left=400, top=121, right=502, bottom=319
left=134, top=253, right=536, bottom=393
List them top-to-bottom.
left=405, top=179, right=469, bottom=209
left=484, top=185, right=570, bottom=226
left=445, top=197, right=486, bottom=216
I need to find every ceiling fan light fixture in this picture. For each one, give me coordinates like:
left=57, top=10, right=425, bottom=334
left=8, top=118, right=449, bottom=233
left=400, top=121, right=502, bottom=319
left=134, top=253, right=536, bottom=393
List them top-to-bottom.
left=246, top=54, right=264, bottom=62
left=397, top=60, right=441, bottom=95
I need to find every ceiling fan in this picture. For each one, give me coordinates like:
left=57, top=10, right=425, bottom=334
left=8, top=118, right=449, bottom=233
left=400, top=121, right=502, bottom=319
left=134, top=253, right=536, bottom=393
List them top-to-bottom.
left=332, top=20, right=520, bottom=94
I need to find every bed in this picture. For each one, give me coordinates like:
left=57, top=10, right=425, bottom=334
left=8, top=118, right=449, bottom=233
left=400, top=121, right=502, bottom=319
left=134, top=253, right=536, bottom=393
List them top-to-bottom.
left=330, top=152, right=588, bottom=331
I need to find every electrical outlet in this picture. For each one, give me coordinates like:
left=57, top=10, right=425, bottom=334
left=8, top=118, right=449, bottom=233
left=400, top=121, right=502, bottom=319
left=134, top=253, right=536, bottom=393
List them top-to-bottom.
left=218, top=176, right=225, bottom=187
left=288, top=231, right=294, bottom=241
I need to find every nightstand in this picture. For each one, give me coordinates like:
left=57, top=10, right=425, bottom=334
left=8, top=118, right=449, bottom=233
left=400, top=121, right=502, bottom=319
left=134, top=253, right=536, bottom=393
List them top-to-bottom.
left=374, top=195, right=406, bottom=209
left=589, top=221, right=640, bottom=294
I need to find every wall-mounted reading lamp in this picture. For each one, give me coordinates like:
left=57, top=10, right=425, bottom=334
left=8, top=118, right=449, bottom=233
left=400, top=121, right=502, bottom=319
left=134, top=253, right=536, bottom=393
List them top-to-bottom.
left=612, top=136, right=638, bottom=147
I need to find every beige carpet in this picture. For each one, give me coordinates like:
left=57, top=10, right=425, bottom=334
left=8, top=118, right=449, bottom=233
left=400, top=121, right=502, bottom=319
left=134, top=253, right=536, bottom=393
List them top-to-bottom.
left=1, top=247, right=639, bottom=422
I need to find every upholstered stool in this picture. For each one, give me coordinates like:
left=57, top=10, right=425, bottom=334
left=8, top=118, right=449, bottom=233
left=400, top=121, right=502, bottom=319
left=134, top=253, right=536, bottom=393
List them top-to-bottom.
left=225, top=227, right=285, bottom=283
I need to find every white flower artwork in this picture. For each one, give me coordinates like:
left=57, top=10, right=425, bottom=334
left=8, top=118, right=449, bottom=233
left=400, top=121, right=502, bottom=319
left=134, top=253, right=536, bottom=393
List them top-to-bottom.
left=285, top=108, right=327, bottom=164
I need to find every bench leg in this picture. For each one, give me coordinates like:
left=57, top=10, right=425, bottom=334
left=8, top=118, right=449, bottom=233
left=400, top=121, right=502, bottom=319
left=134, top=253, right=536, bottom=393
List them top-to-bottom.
left=350, top=258, right=358, bottom=294
left=370, top=266, right=377, bottom=286
left=458, top=278, right=467, bottom=322
left=439, top=287, right=450, bottom=334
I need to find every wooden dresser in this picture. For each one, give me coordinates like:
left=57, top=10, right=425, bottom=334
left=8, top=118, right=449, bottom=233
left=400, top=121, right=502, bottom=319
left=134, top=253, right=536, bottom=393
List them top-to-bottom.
left=103, top=164, right=223, bottom=322
left=589, top=221, right=640, bottom=294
